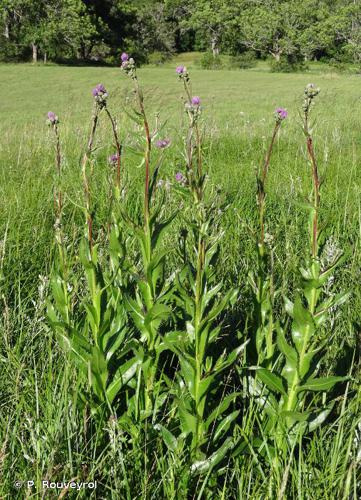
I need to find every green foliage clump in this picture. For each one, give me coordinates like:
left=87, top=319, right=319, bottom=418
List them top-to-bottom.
left=148, top=51, right=172, bottom=66
left=199, top=51, right=223, bottom=69
left=229, top=51, right=257, bottom=69
left=270, top=55, right=308, bottom=73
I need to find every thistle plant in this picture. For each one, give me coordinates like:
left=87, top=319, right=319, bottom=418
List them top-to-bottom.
left=119, top=53, right=176, bottom=420
left=163, top=67, right=247, bottom=468
left=81, top=84, right=106, bottom=248
left=48, top=85, right=133, bottom=420
left=253, top=85, right=349, bottom=466
left=249, top=107, right=288, bottom=367
left=46, top=111, right=65, bottom=260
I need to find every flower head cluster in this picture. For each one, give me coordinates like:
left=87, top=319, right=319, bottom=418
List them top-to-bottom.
left=120, top=52, right=136, bottom=78
left=176, top=65, right=189, bottom=82
left=303, top=83, right=320, bottom=113
left=305, top=83, right=320, bottom=99
left=92, top=84, right=108, bottom=107
left=185, top=96, right=202, bottom=117
left=275, top=107, right=288, bottom=123
left=46, top=111, right=59, bottom=126
left=155, top=138, right=171, bottom=149
left=108, top=153, right=119, bottom=166
left=175, top=172, right=186, bottom=184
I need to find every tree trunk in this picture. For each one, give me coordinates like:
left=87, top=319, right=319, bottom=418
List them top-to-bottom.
left=4, top=22, right=9, bottom=39
left=211, top=34, right=220, bottom=57
left=32, top=43, right=38, bottom=63
left=270, top=51, right=281, bottom=62
left=44, top=52, right=47, bottom=64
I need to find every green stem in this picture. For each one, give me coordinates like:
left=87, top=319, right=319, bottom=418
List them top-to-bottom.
left=134, top=77, right=151, bottom=229
left=81, top=106, right=99, bottom=250
left=105, top=107, right=122, bottom=193
left=258, top=121, right=280, bottom=246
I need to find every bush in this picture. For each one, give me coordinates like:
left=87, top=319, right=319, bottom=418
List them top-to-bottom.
left=0, top=35, right=24, bottom=62
left=148, top=51, right=172, bottom=66
left=199, top=51, right=223, bottom=70
left=229, top=51, right=257, bottom=70
left=269, top=55, right=308, bottom=73
left=329, top=58, right=349, bottom=73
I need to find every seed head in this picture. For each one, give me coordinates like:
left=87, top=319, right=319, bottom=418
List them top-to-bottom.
left=303, top=83, right=320, bottom=114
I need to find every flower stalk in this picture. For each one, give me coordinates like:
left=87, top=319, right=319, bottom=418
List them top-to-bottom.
left=105, top=108, right=122, bottom=194
left=251, top=108, right=287, bottom=365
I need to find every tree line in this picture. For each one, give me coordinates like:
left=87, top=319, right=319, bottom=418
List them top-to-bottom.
left=1, top=0, right=361, bottom=65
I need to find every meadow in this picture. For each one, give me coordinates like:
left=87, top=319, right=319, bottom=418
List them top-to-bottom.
left=0, top=58, right=360, bottom=498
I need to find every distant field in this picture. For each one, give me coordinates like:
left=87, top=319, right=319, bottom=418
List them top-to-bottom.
left=1, top=61, right=360, bottom=296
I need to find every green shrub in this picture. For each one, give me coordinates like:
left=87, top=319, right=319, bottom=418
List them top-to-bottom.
left=148, top=51, right=172, bottom=66
left=199, top=51, right=223, bottom=70
left=229, top=52, right=257, bottom=69
left=269, top=55, right=308, bottom=73
left=329, top=58, right=349, bottom=73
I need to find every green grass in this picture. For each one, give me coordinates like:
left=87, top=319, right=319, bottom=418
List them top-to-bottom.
left=0, top=60, right=360, bottom=498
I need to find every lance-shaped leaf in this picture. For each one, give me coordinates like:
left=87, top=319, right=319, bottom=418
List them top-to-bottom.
left=291, top=297, right=315, bottom=354
left=106, top=356, right=142, bottom=403
left=257, top=368, right=287, bottom=396
left=298, top=376, right=348, bottom=392
left=213, top=410, right=240, bottom=442
left=154, top=424, right=178, bottom=453
left=190, top=437, right=235, bottom=476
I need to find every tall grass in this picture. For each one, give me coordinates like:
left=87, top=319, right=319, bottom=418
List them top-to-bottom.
left=0, top=61, right=360, bottom=498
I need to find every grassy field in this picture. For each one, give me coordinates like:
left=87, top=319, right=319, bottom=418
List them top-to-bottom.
left=0, top=60, right=360, bottom=498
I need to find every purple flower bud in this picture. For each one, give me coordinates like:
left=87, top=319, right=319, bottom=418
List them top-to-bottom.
left=121, top=52, right=129, bottom=62
left=176, top=65, right=185, bottom=74
left=191, top=96, right=201, bottom=106
left=275, top=107, right=288, bottom=120
left=47, top=111, right=58, bottom=125
left=155, top=138, right=171, bottom=149
left=108, top=154, right=119, bottom=165
left=175, top=172, right=184, bottom=182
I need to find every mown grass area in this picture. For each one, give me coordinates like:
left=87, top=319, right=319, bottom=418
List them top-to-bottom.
left=0, top=60, right=360, bottom=498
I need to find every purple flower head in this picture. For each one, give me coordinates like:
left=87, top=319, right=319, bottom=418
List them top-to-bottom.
left=121, top=52, right=129, bottom=62
left=176, top=65, right=185, bottom=75
left=92, top=83, right=107, bottom=97
left=191, top=96, right=201, bottom=106
left=276, top=107, right=288, bottom=120
left=47, top=111, right=59, bottom=125
left=155, top=138, right=171, bottom=149
left=108, top=153, right=119, bottom=165
left=175, top=172, right=184, bottom=182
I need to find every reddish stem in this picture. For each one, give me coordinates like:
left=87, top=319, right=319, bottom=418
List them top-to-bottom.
left=134, top=78, right=151, bottom=228
left=81, top=108, right=99, bottom=249
left=105, top=108, right=122, bottom=191
left=258, top=121, right=281, bottom=246
left=306, top=136, right=320, bottom=258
